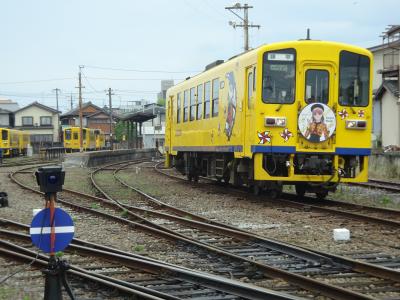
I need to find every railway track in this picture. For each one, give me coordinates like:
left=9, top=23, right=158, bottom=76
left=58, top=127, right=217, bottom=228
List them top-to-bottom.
left=89, top=160, right=400, bottom=299
left=10, top=162, right=400, bottom=299
left=155, top=163, right=400, bottom=229
left=350, top=178, right=400, bottom=193
left=0, top=221, right=287, bottom=300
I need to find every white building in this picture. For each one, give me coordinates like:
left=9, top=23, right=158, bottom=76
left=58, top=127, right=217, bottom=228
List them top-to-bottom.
left=369, top=25, right=400, bottom=148
left=14, top=102, right=60, bottom=143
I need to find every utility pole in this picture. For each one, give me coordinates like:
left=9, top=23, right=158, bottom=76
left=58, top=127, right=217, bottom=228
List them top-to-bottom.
left=225, top=3, right=260, bottom=51
left=76, top=66, right=85, bottom=152
left=52, top=88, right=60, bottom=112
left=106, top=88, right=114, bottom=150
left=70, top=93, right=73, bottom=110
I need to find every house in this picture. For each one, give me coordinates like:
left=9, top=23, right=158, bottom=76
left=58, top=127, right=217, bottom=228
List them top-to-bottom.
left=369, top=25, right=400, bottom=148
left=0, top=99, right=20, bottom=127
left=14, top=101, right=60, bottom=143
left=60, top=101, right=117, bottom=140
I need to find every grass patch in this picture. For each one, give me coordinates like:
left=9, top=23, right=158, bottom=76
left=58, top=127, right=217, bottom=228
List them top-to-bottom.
left=91, top=203, right=100, bottom=209
left=120, top=209, right=129, bottom=218
left=132, top=244, right=145, bottom=252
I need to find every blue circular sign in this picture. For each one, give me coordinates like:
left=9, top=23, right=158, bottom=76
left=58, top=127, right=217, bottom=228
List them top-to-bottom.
left=30, top=208, right=74, bottom=253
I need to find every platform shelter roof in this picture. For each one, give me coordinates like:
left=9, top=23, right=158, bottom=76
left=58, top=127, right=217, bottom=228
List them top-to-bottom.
left=120, top=104, right=165, bottom=123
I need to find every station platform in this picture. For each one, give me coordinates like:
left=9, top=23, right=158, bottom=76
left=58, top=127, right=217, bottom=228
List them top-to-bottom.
left=64, top=148, right=158, bottom=167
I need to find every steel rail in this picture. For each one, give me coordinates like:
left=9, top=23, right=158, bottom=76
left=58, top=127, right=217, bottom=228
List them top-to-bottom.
left=88, top=161, right=400, bottom=300
left=11, top=162, right=399, bottom=300
left=155, top=163, right=400, bottom=228
left=350, top=179, right=400, bottom=193
left=1, top=230, right=295, bottom=300
left=0, top=241, right=166, bottom=300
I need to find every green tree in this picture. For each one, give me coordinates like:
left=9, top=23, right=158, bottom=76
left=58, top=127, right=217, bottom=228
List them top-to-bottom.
left=157, top=98, right=166, bottom=106
left=114, top=121, right=128, bottom=142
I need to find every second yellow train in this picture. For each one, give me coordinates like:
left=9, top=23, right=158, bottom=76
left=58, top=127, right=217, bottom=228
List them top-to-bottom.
left=63, top=127, right=106, bottom=152
left=0, top=128, right=30, bottom=157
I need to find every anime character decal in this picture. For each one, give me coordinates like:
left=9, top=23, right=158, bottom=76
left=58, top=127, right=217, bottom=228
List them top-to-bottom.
left=225, top=72, right=237, bottom=140
left=298, top=103, right=336, bottom=143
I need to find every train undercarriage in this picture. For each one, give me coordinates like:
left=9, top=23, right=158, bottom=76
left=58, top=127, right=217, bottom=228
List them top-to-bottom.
left=172, top=152, right=364, bottom=200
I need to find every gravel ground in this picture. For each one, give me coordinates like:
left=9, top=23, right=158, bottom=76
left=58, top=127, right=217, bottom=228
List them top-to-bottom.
left=116, top=163, right=400, bottom=259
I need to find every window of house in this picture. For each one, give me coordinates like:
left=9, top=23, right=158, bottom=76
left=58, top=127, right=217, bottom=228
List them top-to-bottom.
left=212, top=78, right=219, bottom=117
left=204, top=81, right=211, bottom=118
left=196, top=84, right=203, bottom=120
left=190, top=87, right=196, bottom=121
left=183, top=90, right=189, bottom=122
left=177, top=93, right=181, bottom=123
left=22, top=116, right=33, bottom=126
left=40, top=116, right=52, bottom=126
left=1, top=130, right=8, bottom=140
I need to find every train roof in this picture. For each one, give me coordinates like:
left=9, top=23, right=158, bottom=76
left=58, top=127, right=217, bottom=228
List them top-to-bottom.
left=167, top=40, right=372, bottom=93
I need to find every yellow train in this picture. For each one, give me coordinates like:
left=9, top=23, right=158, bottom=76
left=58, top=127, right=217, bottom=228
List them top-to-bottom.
left=165, top=40, right=373, bottom=199
left=63, top=127, right=105, bottom=152
left=0, top=128, right=30, bottom=157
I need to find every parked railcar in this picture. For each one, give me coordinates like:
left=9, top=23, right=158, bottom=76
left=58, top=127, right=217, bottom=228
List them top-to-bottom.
left=165, top=40, right=373, bottom=199
left=63, top=127, right=98, bottom=152
left=0, top=128, right=30, bottom=157
left=94, top=129, right=105, bottom=150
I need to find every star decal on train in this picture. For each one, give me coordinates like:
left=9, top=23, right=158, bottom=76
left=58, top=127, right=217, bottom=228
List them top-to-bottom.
left=338, top=108, right=348, bottom=120
left=358, top=109, right=365, bottom=118
left=280, top=128, right=293, bottom=142
left=257, top=131, right=271, bottom=144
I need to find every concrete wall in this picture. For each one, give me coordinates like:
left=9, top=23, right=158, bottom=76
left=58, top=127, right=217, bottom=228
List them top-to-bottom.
left=372, top=50, right=384, bottom=90
left=64, top=148, right=159, bottom=167
left=369, top=153, right=400, bottom=179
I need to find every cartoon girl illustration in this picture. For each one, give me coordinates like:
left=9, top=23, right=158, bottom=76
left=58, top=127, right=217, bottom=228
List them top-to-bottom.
left=225, top=72, right=237, bottom=140
left=304, top=103, right=330, bottom=142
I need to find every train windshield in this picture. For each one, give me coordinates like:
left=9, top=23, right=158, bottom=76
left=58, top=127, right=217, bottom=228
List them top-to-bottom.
left=262, top=48, right=296, bottom=104
left=339, top=51, right=370, bottom=107
left=65, top=129, right=71, bottom=140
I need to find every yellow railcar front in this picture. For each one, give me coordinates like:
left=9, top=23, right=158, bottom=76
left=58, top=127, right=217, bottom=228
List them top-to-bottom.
left=165, top=40, right=373, bottom=198
left=64, top=127, right=99, bottom=152
left=0, top=128, right=21, bottom=156
left=94, top=129, right=105, bottom=150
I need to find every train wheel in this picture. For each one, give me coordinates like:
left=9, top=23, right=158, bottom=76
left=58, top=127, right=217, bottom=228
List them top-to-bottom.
left=253, top=184, right=261, bottom=196
left=295, top=184, right=307, bottom=198
left=268, top=188, right=281, bottom=199
left=316, top=191, right=328, bottom=200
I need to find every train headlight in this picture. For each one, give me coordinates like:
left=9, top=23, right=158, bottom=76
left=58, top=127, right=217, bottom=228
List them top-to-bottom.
left=265, top=117, right=286, bottom=127
left=345, top=120, right=367, bottom=130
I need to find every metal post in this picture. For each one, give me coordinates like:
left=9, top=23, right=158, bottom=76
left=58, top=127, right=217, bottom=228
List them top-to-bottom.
left=77, top=67, right=84, bottom=152
left=107, top=88, right=114, bottom=150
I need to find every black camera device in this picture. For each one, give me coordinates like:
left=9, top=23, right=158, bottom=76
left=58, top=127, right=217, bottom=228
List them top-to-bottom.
left=35, top=166, right=65, bottom=193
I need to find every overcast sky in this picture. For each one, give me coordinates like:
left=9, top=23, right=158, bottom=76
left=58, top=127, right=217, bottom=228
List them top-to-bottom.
left=0, top=0, right=397, bottom=112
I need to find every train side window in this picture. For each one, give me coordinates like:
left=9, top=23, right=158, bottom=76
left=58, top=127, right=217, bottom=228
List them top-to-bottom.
left=262, top=48, right=296, bottom=104
left=253, top=67, right=256, bottom=91
left=305, top=69, right=329, bottom=104
left=248, top=71, right=253, bottom=101
left=212, top=78, right=219, bottom=117
left=204, top=81, right=211, bottom=118
left=196, top=84, right=203, bottom=120
left=190, top=87, right=196, bottom=121
left=183, top=89, right=189, bottom=122
left=177, top=93, right=181, bottom=123
left=83, top=129, right=87, bottom=140
left=1, top=130, right=8, bottom=140
left=65, top=130, right=71, bottom=140
left=73, top=132, right=78, bottom=140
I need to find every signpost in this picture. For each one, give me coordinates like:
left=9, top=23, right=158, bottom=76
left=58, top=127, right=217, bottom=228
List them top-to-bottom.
left=31, top=165, right=75, bottom=300
left=30, top=208, right=74, bottom=253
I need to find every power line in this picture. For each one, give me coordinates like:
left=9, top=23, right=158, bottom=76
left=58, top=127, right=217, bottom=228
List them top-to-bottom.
left=225, top=3, right=260, bottom=51
left=84, top=65, right=200, bottom=74
left=86, top=77, right=184, bottom=81
left=0, top=78, right=74, bottom=85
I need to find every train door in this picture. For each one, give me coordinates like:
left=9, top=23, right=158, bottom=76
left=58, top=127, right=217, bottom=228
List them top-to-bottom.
left=298, top=63, right=336, bottom=150
left=244, top=65, right=256, bottom=156
left=166, top=95, right=173, bottom=158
